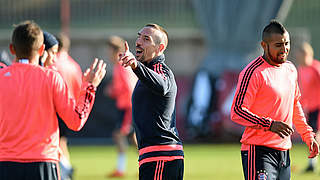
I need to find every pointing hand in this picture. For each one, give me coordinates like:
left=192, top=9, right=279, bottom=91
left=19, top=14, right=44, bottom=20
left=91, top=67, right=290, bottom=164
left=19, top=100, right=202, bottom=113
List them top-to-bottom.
left=119, top=41, right=137, bottom=69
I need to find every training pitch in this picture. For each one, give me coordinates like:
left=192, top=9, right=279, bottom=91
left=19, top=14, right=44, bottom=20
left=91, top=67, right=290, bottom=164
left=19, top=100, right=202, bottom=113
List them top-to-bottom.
left=69, top=143, right=320, bottom=180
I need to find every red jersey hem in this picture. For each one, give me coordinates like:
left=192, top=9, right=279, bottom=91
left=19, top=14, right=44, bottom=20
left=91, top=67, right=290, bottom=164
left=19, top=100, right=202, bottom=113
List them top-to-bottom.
left=241, top=143, right=289, bottom=151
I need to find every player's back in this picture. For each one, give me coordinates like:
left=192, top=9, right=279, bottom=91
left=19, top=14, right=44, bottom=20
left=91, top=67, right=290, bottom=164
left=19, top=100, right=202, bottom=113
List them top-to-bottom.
left=56, top=51, right=82, bottom=99
left=0, top=62, right=61, bottom=162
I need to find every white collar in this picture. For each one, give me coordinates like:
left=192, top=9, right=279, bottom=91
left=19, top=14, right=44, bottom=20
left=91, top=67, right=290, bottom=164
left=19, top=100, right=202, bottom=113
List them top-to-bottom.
left=18, top=59, right=29, bottom=64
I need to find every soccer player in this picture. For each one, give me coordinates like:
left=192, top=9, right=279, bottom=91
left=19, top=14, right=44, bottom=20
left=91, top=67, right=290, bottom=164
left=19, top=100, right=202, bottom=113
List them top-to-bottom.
left=0, top=20, right=106, bottom=180
left=230, top=20, right=319, bottom=180
left=119, top=23, right=184, bottom=180
left=40, top=31, right=59, bottom=68
left=41, top=31, right=77, bottom=180
left=55, top=33, right=83, bottom=180
left=56, top=33, right=83, bottom=99
left=105, top=36, right=138, bottom=178
left=295, top=42, right=320, bottom=172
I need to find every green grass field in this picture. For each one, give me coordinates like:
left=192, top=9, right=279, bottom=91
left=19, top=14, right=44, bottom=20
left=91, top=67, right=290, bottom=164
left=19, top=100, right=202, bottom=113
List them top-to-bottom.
left=69, top=144, right=320, bottom=180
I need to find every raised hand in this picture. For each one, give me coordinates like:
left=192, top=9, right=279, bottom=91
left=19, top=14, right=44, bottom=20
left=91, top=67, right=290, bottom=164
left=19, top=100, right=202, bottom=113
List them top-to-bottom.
left=119, top=41, right=137, bottom=69
left=83, top=58, right=107, bottom=87
left=269, top=121, right=294, bottom=138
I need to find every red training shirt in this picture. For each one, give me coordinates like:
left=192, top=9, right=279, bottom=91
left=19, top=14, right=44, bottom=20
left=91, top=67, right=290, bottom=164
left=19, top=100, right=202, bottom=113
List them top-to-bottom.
left=55, top=51, right=83, bottom=100
left=231, top=56, right=314, bottom=151
left=298, top=60, right=320, bottom=113
left=0, top=62, right=95, bottom=162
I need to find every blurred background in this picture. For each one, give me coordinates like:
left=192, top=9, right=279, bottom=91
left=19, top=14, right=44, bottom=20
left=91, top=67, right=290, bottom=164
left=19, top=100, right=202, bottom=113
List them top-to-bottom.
left=0, top=0, right=319, bottom=144
left=2, top=0, right=320, bottom=179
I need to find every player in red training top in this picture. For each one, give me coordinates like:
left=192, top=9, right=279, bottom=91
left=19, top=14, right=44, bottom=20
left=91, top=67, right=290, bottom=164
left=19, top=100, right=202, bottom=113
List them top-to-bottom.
left=0, top=20, right=106, bottom=180
left=231, top=20, right=319, bottom=180
left=40, top=31, right=59, bottom=68
left=40, top=31, right=77, bottom=180
left=56, top=33, right=83, bottom=99
left=56, top=33, right=83, bottom=180
left=105, top=36, right=138, bottom=178
left=295, top=42, right=320, bottom=172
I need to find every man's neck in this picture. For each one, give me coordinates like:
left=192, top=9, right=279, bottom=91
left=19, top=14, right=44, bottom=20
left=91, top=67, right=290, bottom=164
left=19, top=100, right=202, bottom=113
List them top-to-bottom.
left=146, top=54, right=163, bottom=64
left=262, top=54, right=280, bottom=67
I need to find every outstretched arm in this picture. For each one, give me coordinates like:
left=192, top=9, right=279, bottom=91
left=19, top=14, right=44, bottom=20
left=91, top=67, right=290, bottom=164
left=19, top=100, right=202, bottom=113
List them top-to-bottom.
left=119, top=42, right=172, bottom=95
left=54, top=58, right=107, bottom=131
left=293, top=100, right=319, bottom=158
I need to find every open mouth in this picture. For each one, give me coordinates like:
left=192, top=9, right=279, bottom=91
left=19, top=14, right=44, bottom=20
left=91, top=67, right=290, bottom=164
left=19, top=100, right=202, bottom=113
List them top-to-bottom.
left=136, top=48, right=143, bottom=56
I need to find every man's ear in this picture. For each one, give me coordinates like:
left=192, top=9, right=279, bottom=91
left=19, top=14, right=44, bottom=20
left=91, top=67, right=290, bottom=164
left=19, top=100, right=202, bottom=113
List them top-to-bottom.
left=260, top=41, right=267, bottom=51
left=158, top=43, right=165, bottom=54
left=9, top=44, right=16, bottom=55
left=38, top=44, right=45, bottom=56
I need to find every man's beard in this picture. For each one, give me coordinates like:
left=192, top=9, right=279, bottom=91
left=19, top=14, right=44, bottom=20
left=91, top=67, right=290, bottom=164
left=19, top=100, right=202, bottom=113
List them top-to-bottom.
left=267, top=45, right=286, bottom=64
left=268, top=51, right=286, bottom=64
left=136, top=53, right=145, bottom=62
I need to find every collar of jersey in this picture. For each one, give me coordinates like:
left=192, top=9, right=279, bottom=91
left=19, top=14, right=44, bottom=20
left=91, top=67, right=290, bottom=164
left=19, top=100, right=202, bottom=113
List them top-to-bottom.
left=145, top=54, right=165, bottom=67
left=18, top=59, right=30, bottom=64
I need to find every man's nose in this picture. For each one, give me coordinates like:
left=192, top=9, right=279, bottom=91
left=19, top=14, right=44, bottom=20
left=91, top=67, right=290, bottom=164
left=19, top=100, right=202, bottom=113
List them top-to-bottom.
left=136, top=38, right=142, bottom=46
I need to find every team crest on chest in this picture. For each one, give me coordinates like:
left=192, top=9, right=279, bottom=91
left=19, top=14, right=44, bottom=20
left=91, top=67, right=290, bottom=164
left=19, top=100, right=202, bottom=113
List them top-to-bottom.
left=257, top=170, right=268, bottom=180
